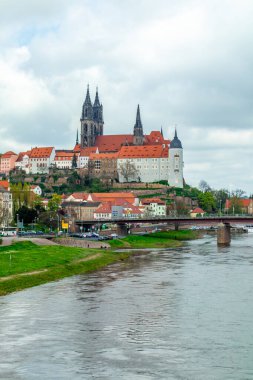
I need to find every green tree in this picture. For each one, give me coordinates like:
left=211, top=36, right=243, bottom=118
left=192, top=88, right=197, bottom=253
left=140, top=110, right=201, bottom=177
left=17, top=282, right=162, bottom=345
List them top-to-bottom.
left=72, top=153, right=78, bottom=169
left=197, top=191, right=216, bottom=213
left=48, top=194, right=62, bottom=212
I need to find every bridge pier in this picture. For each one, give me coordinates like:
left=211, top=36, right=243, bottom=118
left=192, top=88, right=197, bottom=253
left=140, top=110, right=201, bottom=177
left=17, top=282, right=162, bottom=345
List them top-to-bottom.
left=217, top=223, right=231, bottom=246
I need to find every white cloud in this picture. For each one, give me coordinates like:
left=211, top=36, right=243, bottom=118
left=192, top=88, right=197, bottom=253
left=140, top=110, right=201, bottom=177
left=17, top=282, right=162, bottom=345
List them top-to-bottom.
left=0, top=0, right=253, bottom=192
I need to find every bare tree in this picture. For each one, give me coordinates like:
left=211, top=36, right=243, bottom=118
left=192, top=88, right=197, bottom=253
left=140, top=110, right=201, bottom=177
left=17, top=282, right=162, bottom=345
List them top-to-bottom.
left=119, top=160, right=139, bottom=182
left=199, top=180, right=211, bottom=192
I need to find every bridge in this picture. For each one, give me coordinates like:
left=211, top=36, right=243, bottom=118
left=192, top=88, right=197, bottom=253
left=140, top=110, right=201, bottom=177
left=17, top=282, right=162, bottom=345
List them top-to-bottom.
left=74, top=216, right=253, bottom=246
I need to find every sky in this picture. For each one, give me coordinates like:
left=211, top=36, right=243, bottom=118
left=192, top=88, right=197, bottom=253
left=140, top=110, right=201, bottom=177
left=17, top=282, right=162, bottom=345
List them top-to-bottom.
left=0, top=0, right=253, bottom=193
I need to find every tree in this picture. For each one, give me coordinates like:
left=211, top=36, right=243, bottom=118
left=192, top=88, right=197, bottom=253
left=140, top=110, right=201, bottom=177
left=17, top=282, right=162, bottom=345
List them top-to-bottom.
left=72, top=153, right=78, bottom=169
left=119, top=160, right=139, bottom=182
left=199, top=180, right=211, bottom=193
left=197, top=191, right=216, bottom=213
left=48, top=194, right=62, bottom=212
left=15, top=206, right=37, bottom=225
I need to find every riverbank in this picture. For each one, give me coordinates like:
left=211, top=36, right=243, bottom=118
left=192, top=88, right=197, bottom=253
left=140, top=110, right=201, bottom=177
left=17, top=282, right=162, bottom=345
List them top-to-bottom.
left=0, top=230, right=199, bottom=296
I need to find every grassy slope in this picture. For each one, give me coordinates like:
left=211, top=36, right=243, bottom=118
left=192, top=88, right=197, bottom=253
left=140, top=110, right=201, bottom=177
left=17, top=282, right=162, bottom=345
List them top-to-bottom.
left=0, top=230, right=199, bottom=296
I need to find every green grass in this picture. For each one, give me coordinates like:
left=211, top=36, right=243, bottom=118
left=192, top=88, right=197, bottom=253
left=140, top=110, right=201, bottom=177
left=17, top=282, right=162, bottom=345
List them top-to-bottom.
left=0, top=230, right=199, bottom=296
left=109, top=230, right=198, bottom=249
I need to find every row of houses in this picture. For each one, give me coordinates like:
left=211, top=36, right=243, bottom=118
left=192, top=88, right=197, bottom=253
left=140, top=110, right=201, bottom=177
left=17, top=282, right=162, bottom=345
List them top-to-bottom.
left=0, top=143, right=169, bottom=183
left=61, top=192, right=167, bottom=221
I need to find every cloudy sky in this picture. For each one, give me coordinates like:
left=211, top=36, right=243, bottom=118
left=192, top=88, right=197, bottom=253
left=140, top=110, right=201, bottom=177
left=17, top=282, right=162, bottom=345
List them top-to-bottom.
left=0, top=0, right=253, bottom=192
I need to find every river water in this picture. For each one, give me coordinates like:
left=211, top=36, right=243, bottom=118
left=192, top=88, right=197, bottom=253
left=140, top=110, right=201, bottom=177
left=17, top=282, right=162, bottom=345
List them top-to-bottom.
left=1, top=234, right=253, bottom=380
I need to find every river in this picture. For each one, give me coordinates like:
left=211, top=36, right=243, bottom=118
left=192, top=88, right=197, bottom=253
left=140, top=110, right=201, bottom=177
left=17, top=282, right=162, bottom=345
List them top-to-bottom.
left=0, top=234, right=253, bottom=379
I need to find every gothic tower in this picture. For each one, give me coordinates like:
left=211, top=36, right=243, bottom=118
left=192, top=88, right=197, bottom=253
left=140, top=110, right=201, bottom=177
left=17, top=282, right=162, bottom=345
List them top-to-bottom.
left=80, top=86, right=104, bottom=147
left=92, top=87, right=104, bottom=136
left=133, top=105, right=144, bottom=145
left=168, top=129, right=184, bottom=188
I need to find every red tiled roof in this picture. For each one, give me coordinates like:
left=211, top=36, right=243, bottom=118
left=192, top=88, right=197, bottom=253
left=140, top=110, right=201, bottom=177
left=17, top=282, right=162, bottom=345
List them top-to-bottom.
left=145, top=131, right=170, bottom=145
left=95, top=135, right=133, bottom=152
left=73, top=144, right=81, bottom=152
left=118, top=145, right=168, bottom=158
left=30, top=147, right=54, bottom=158
left=79, top=147, right=98, bottom=157
left=1, top=151, right=17, bottom=158
left=16, top=151, right=31, bottom=162
left=54, top=151, right=74, bottom=161
left=0, top=180, right=10, bottom=190
left=70, top=192, right=89, bottom=201
left=92, top=192, right=135, bottom=204
left=225, top=199, right=251, bottom=208
left=94, top=202, right=112, bottom=214
left=191, top=207, right=205, bottom=214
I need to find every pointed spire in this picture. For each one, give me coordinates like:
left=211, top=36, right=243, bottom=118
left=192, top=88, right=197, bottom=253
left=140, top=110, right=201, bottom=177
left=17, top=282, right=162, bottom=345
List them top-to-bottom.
left=84, top=84, right=92, bottom=106
left=93, top=86, right=100, bottom=106
left=134, top=104, right=143, bottom=130
left=161, top=126, right=163, bottom=137
left=170, top=126, right=182, bottom=149
left=76, top=129, right=79, bottom=145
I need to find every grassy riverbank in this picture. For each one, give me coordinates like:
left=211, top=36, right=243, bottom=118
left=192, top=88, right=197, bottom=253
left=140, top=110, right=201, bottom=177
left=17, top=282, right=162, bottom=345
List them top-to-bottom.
left=0, top=230, right=199, bottom=296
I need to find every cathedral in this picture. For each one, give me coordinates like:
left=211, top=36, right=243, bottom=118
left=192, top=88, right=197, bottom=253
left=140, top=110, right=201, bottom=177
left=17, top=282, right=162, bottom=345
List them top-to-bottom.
left=76, top=86, right=184, bottom=188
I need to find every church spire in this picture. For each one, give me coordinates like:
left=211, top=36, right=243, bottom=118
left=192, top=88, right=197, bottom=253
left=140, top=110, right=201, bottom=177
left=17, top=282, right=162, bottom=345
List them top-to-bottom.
left=81, top=85, right=93, bottom=120
left=93, top=86, right=100, bottom=107
left=133, top=104, right=144, bottom=145
left=134, top=104, right=143, bottom=130
left=161, top=126, right=163, bottom=137
left=76, top=129, right=79, bottom=145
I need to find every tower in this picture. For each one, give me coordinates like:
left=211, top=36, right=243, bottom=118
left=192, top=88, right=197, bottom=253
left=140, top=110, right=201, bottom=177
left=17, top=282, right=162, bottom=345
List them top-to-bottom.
left=80, top=86, right=104, bottom=147
left=92, top=87, right=104, bottom=136
left=133, top=105, right=144, bottom=145
left=168, top=129, right=184, bottom=188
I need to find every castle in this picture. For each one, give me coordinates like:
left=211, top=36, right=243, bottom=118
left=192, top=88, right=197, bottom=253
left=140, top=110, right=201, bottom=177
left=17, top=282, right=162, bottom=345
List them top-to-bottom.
left=3, top=86, right=184, bottom=188
left=76, top=86, right=184, bottom=187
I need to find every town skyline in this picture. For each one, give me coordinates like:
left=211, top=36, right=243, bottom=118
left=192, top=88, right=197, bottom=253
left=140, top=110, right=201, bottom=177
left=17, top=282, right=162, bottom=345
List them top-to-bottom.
left=0, top=1, right=253, bottom=192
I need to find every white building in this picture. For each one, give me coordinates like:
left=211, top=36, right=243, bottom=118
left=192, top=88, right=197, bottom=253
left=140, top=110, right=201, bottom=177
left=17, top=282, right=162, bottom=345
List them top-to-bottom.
left=168, top=130, right=184, bottom=188
left=117, top=145, right=169, bottom=183
left=29, top=147, right=55, bottom=174
left=78, top=147, right=99, bottom=168
left=15, top=151, right=31, bottom=174
left=54, top=151, right=75, bottom=169
left=0, top=186, right=13, bottom=227
left=140, top=198, right=167, bottom=217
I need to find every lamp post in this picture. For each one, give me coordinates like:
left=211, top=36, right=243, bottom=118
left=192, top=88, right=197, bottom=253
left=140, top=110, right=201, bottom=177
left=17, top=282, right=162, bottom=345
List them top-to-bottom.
left=17, top=213, right=19, bottom=233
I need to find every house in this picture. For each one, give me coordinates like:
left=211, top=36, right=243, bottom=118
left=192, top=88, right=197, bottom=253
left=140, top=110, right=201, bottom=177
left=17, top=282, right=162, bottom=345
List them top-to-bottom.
left=117, top=145, right=169, bottom=183
left=29, top=147, right=55, bottom=174
left=78, top=147, right=98, bottom=169
left=0, top=151, right=18, bottom=174
left=15, top=151, right=31, bottom=173
left=54, top=151, right=75, bottom=169
left=89, top=152, right=118, bottom=180
left=0, top=180, right=10, bottom=191
left=0, top=185, right=13, bottom=226
left=30, top=185, right=42, bottom=196
left=64, top=192, right=90, bottom=203
left=140, top=198, right=167, bottom=217
left=225, top=199, right=253, bottom=215
left=94, top=200, right=143, bottom=220
left=61, top=201, right=101, bottom=221
left=190, top=207, right=205, bottom=218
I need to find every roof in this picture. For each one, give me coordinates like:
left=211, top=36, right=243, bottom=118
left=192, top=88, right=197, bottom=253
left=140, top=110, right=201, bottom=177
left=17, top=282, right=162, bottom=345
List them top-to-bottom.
left=170, top=130, right=182, bottom=149
left=145, top=131, right=169, bottom=145
left=95, top=134, right=133, bottom=152
left=73, top=143, right=81, bottom=152
left=118, top=145, right=168, bottom=158
left=30, top=147, right=54, bottom=158
left=79, top=147, right=98, bottom=157
left=1, top=151, right=17, bottom=158
left=16, top=151, right=31, bottom=162
left=54, top=151, right=74, bottom=161
left=0, top=180, right=10, bottom=191
left=68, top=192, right=89, bottom=201
left=91, top=192, right=136, bottom=204
left=142, top=198, right=166, bottom=205
left=225, top=199, right=251, bottom=208
left=94, top=202, right=112, bottom=214
left=191, top=207, right=205, bottom=214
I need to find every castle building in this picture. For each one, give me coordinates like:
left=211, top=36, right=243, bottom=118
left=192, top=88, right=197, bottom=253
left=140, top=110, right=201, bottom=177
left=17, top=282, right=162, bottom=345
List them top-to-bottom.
left=77, top=86, right=184, bottom=187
